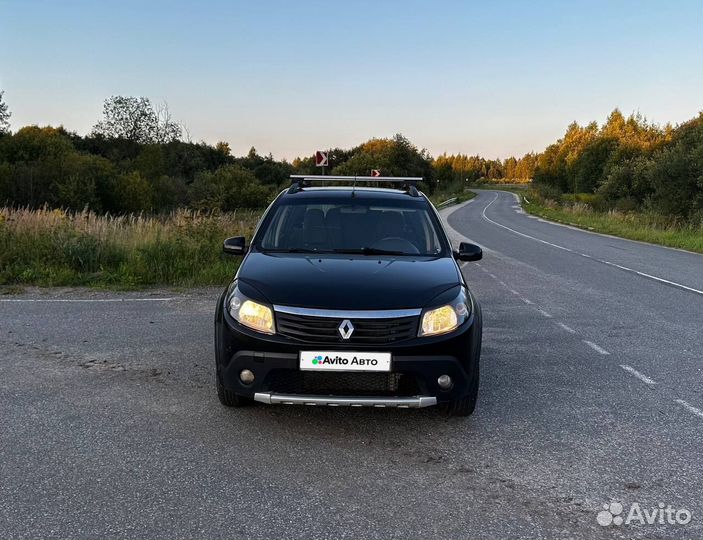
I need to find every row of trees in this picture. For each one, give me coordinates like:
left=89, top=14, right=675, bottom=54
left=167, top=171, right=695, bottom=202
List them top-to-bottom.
left=0, top=92, right=701, bottom=221
left=0, top=94, right=446, bottom=212
left=533, top=110, right=703, bottom=221
left=0, top=125, right=259, bottom=213
left=0, top=127, right=442, bottom=214
left=433, top=152, right=536, bottom=184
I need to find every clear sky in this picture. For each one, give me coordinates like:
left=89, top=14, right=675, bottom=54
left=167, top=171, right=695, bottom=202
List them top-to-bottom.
left=1, top=0, right=702, bottom=160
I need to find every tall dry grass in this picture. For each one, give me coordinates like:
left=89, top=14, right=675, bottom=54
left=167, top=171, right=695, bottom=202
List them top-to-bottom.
left=522, top=193, right=703, bottom=253
left=0, top=207, right=261, bottom=287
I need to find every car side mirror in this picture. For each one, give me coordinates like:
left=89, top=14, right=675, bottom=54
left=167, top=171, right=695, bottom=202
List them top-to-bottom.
left=223, top=236, right=246, bottom=256
left=454, top=242, right=482, bottom=262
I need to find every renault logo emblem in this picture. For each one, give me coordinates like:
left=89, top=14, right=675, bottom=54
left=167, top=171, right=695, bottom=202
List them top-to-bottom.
left=338, top=319, right=354, bottom=340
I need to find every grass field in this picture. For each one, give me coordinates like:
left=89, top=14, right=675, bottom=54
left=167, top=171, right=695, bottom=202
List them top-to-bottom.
left=463, top=182, right=703, bottom=254
left=0, top=187, right=475, bottom=289
left=511, top=193, right=703, bottom=254
left=522, top=201, right=703, bottom=253
left=0, top=207, right=260, bottom=288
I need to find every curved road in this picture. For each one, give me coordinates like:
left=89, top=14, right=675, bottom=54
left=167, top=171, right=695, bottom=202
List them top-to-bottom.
left=1, top=190, right=701, bottom=539
left=446, top=190, right=703, bottom=404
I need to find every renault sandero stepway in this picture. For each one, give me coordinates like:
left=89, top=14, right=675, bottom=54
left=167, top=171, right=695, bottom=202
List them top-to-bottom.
left=214, top=176, right=483, bottom=416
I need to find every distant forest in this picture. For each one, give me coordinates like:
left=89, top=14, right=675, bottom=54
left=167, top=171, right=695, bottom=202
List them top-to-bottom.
left=0, top=93, right=701, bottom=223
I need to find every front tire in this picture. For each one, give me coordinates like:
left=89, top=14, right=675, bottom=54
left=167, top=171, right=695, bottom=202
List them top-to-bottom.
left=446, top=301, right=482, bottom=417
left=216, top=380, right=254, bottom=407
left=445, top=389, right=477, bottom=417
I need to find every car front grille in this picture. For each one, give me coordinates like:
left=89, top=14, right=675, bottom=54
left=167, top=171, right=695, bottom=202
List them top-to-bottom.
left=275, top=312, right=419, bottom=344
left=266, top=370, right=421, bottom=396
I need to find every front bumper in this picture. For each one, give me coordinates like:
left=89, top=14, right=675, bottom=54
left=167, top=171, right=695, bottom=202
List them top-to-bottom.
left=215, top=292, right=481, bottom=405
left=254, top=393, right=437, bottom=408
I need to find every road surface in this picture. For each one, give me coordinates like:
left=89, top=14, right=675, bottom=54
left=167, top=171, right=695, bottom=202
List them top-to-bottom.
left=1, top=189, right=702, bottom=539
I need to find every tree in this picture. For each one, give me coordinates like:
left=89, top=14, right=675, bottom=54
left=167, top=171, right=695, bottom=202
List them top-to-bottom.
left=0, top=91, right=10, bottom=135
left=92, top=96, right=182, bottom=144
left=153, top=101, right=183, bottom=143
left=648, top=114, right=703, bottom=219
left=0, top=126, right=75, bottom=207
left=333, top=134, right=434, bottom=191
left=215, top=141, right=231, bottom=156
left=134, top=145, right=167, bottom=180
left=54, top=153, right=115, bottom=211
left=503, top=156, right=517, bottom=179
left=253, top=159, right=293, bottom=186
left=188, top=164, right=271, bottom=210
left=113, top=171, right=153, bottom=213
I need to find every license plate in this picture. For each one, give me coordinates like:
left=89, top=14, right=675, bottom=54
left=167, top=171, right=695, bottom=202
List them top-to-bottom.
left=299, top=351, right=392, bottom=372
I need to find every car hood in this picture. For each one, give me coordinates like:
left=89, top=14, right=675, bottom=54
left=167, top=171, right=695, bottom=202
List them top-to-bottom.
left=237, top=252, right=461, bottom=310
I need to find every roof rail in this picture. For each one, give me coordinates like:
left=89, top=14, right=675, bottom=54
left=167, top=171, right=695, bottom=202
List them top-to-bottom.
left=288, top=175, right=422, bottom=196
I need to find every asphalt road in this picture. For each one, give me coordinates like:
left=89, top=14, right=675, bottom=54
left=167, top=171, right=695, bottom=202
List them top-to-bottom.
left=2, top=189, right=702, bottom=539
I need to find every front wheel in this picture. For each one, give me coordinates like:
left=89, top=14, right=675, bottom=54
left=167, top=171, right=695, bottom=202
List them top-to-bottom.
left=445, top=301, right=482, bottom=417
left=216, top=380, right=254, bottom=407
left=444, top=389, right=478, bottom=417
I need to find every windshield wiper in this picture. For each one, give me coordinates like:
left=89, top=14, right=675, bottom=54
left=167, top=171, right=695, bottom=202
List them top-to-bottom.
left=260, top=247, right=334, bottom=254
left=262, top=247, right=415, bottom=256
left=333, top=247, right=409, bottom=256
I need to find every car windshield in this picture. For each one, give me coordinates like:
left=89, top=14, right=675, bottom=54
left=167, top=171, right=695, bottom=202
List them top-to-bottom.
left=255, top=196, right=447, bottom=256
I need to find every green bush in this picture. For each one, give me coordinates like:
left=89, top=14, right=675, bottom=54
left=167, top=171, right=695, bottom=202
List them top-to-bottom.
left=189, top=164, right=272, bottom=211
left=534, top=183, right=562, bottom=202
left=561, top=193, right=608, bottom=211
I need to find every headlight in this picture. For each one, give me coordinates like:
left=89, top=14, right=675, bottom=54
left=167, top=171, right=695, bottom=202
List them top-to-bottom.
left=227, top=285, right=275, bottom=334
left=419, top=288, right=470, bottom=337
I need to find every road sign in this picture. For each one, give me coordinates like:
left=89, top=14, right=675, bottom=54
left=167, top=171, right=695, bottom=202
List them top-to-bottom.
left=315, top=151, right=328, bottom=167
left=371, top=169, right=381, bottom=177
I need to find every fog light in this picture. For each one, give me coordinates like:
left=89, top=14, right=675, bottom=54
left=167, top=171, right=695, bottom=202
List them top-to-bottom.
left=239, top=369, right=255, bottom=384
left=437, top=374, right=453, bottom=389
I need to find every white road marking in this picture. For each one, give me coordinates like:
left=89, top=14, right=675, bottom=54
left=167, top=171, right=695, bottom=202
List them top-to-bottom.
left=480, top=193, right=703, bottom=297
left=482, top=194, right=576, bottom=253
left=439, top=200, right=495, bottom=255
left=599, top=259, right=703, bottom=296
left=472, top=260, right=548, bottom=312
left=478, top=266, right=550, bottom=316
left=0, top=297, right=177, bottom=303
left=556, top=322, right=576, bottom=334
left=583, top=340, right=610, bottom=355
left=620, top=365, right=656, bottom=385
left=675, top=399, right=703, bottom=420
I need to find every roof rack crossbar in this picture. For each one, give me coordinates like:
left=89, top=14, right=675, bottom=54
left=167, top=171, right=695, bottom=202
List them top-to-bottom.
left=288, top=175, right=422, bottom=196
left=290, top=175, right=421, bottom=183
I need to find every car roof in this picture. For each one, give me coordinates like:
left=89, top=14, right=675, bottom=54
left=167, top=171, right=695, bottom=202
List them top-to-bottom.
left=278, top=186, right=428, bottom=202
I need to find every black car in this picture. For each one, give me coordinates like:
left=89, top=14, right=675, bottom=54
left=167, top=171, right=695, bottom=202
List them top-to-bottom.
left=214, top=176, right=483, bottom=416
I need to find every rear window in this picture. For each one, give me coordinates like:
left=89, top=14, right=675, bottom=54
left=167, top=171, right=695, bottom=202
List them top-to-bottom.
left=255, top=197, right=447, bottom=256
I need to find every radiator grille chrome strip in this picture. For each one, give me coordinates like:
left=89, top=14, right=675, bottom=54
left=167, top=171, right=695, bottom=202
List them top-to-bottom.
left=273, top=305, right=422, bottom=319
left=254, top=393, right=437, bottom=408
